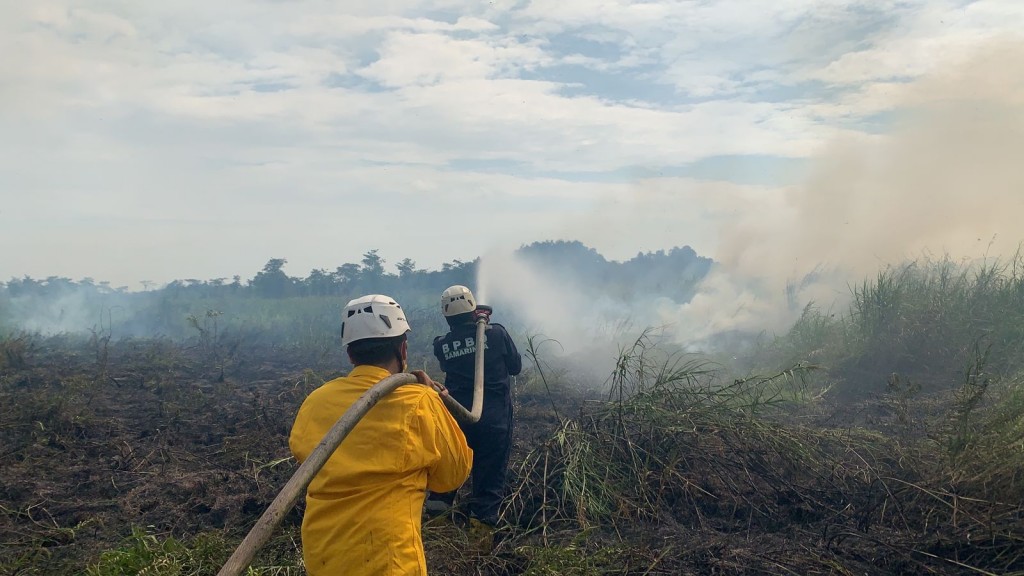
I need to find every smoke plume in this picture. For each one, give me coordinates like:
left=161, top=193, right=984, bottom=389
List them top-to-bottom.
left=478, top=41, right=1024, bottom=361
left=672, top=41, right=1024, bottom=343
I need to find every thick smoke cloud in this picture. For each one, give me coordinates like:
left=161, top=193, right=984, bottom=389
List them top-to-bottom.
left=677, top=41, right=1024, bottom=342
left=478, top=42, right=1024, bottom=360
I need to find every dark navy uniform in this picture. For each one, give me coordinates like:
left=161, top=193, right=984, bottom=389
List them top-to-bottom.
left=431, top=321, right=521, bottom=525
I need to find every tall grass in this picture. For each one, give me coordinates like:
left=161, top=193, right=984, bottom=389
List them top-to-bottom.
left=752, top=254, right=1024, bottom=399
left=847, top=255, right=1024, bottom=386
left=489, top=294, right=1024, bottom=574
left=505, top=336, right=833, bottom=533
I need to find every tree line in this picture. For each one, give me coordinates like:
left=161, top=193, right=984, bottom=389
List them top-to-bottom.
left=3, top=241, right=712, bottom=303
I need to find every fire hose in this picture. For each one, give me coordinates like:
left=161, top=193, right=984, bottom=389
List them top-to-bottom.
left=217, top=308, right=491, bottom=576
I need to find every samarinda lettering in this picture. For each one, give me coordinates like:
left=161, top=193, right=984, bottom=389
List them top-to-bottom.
left=441, top=336, right=488, bottom=360
left=444, top=346, right=478, bottom=360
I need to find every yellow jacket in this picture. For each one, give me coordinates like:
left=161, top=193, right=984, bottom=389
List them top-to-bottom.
left=289, top=365, right=472, bottom=576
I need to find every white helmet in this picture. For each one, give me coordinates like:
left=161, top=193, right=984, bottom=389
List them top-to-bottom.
left=441, top=285, right=476, bottom=317
left=341, top=294, right=411, bottom=346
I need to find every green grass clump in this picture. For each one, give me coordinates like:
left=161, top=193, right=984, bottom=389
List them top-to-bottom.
left=87, top=527, right=303, bottom=576
left=87, top=528, right=230, bottom=576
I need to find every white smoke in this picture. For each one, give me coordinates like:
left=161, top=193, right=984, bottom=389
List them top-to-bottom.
left=658, top=41, right=1024, bottom=347
left=478, top=42, right=1024, bottom=360
left=475, top=245, right=680, bottom=387
left=477, top=247, right=639, bottom=350
left=6, top=292, right=123, bottom=335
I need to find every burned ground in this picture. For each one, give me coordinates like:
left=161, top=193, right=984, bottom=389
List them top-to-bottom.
left=1, top=333, right=1022, bottom=575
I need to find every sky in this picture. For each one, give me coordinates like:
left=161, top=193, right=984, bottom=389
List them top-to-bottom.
left=2, top=0, right=1023, bottom=290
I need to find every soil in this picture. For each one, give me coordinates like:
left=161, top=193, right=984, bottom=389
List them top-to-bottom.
left=1, top=336, right=1021, bottom=575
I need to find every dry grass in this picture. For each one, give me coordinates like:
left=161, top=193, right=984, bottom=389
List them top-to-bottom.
left=5, top=254, right=1024, bottom=575
left=426, top=332, right=1024, bottom=575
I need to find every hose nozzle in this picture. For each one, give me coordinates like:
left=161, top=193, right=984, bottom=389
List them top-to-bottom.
left=474, top=304, right=493, bottom=322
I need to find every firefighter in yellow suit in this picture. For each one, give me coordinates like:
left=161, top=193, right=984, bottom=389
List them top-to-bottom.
left=289, top=294, right=472, bottom=575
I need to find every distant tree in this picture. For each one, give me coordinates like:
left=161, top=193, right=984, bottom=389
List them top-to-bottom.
left=518, top=241, right=605, bottom=278
left=360, top=250, right=386, bottom=282
left=251, top=258, right=294, bottom=298
left=396, top=258, right=417, bottom=278
left=442, top=259, right=464, bottom=272
left=333, top=263, right=361, bottom=287
left=305, top=268, right=335, bottom=296
left=5, top=276, right=41, bottom=297
left=31, top=276, right=74, bottom=297
left=165, top=279, right=185, bottom=298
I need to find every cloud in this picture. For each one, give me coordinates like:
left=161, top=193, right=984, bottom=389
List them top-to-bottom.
left=2, top=0, right=1023, bottom=289
left=808, top=2, right=1024, bottom=89
left=358, top=31, right=551, bottom=87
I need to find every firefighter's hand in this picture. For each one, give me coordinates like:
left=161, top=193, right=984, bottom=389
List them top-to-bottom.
left=412, top=370, right=448, bottom=397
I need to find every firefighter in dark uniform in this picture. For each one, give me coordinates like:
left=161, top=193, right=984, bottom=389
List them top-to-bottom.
left=426, top=285, right=522, bottom=545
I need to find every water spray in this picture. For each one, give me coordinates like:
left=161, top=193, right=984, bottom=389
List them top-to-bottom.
left=217, top=306, right=492, bottom=576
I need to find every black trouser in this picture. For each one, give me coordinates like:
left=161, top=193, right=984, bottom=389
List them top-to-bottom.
left=430, top=406, right=512, bottom=526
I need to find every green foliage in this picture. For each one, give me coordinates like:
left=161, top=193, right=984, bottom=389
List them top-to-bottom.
left=752, top=254, right=1024, bottom=399
left=849, top=255, right=1024, bottom=379
left=87, top=527, right=303, bottom=576
left=87, top=528, right=229, bottom=576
